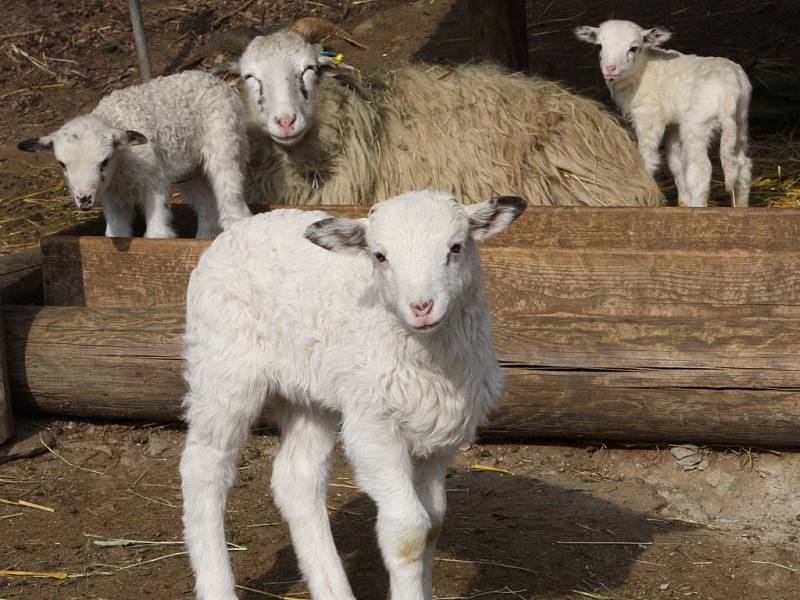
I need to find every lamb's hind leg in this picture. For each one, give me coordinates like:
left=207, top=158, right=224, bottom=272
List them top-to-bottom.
left=681, top=123, right=713, bottom=207
left=179, top=176, right=221, bottom=239
left=180, top=373, right=269, bottom=600
left=271, top=403, right=355, bottom=600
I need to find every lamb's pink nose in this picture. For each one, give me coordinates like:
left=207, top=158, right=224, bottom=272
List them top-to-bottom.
left=604, top=64, right=618, bottom=74
left=274, top=113, right=297, bottom=134
left=410, top=300, right=433, bottom=318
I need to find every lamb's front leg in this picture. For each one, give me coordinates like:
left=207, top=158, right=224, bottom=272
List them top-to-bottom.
left=634, top=117, right=666, bottom=178
left=142, top=184, right=176, bottom=238
left=101, top=196, right=135, bottom=238
left=271, top=404, right=355, bottom=600
left=344, top=418, right=431, bottom=600
left=414, top=451, right=456, bottom=599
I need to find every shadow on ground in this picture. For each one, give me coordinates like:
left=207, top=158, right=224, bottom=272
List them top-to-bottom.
left=243, top=470, right=684, bottom=599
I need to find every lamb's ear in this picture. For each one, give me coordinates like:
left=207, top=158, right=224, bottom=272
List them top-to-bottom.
left=574, top=25, right=600, bottom=44
left=644, top=26, right=672, bottom=46
left=114, top=129, right=148, bottom=147
left=17, top=136, right=53, bottom=153
left=466, top=196, right=528, bottom=241
left=304, top=217, right=368, bottom=254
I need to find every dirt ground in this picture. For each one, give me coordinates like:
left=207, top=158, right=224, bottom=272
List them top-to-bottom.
left=2, top=0, right=800, bottom=599
left=2, top=418, right=800, bottom=599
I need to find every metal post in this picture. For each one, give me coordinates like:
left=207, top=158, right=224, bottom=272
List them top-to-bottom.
left=128, top=0, right=152, bottom=81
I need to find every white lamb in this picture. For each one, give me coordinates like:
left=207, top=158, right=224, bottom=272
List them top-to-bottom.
left=575, top=20, right=752, bottom=207
left=18, top=70, right=251, bottom=238
left=180, top=190, right=527, bottom=600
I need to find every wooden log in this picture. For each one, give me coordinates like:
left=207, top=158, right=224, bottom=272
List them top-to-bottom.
left=467, top=0, right=529, bottom=72
left=41, top=207, right=800, bottom=320
left=0, top=248, right=42, bottom=305
left=0, top=305, right=13, bottom=444
left=5, top=305, right=800, bottom=446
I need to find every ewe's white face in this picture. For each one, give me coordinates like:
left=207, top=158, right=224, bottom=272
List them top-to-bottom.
left=574, top=20, right=672, bottom=82
left=240, top=33, right=324, bottom=146
left=18, top=115, right=146, bottom=210
left=305, top=191, right=527, bottom=333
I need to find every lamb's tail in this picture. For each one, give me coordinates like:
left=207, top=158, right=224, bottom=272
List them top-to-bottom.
left=720, top=69, right=752, bottom=206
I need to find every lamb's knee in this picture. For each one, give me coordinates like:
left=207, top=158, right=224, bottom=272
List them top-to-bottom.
left=180, top=442, right=238, bottom=492
left=396, top=524, right=430, bottom=564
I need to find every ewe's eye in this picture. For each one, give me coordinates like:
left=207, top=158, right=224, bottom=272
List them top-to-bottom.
left=629, top=45, right=640, bottom=53
left=301, top=65, right=317, bottom=77
left=100, top=157, right=110, bottom=169
left=57, top=160, right=65, bottom=169
left=450, top=243, right=462, bottom=255
left=374, top=252, right=386, bottom=263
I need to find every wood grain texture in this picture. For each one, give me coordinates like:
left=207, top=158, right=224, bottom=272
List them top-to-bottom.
left=42, top=206, right=800, bottom=312
left=0, top=249, right=42, bottom=305
left=0, top=306, right=13, bottom=444
left=5, top=306, right=799, bottom=446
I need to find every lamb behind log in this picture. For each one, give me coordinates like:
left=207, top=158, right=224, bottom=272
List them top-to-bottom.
left=575, top=19, right=752, bottom=207
left=212, top=21, right=665, bottom=207
left=18, top=71, right=252, bottom=238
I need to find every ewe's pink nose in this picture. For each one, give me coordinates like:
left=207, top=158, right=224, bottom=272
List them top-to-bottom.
left=604, top=64, right=618, bottom=74
left=274, top=113, right=297, bottom=135
left=410, top=300, right=433, bottom=318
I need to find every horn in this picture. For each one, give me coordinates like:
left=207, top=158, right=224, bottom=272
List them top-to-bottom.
left=288, top=17, right=368, bottom=50
left=200, top=26, right=265, bottom=57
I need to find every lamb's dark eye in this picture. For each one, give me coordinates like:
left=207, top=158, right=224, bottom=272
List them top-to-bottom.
left=629, top=45, right=640, bottom=53
left=100, top=158, right=109, bottom=169
left=57, top=160, right=65, bottom=169
left=450, top=243, right=462, bottom=255
left=374, top=252, right=386, bottom=263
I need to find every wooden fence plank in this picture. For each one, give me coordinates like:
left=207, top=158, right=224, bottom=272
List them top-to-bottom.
left=41, top=207, right=800, bottom=311
left=0, top=305, right=13, bottom=444
left=5, top=305, right=799, bottom=446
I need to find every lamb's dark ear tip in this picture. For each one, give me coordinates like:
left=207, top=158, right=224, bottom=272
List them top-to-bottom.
left=493, top=195, right=528, bottom=213
left=303, top=218, right=335, bottom=249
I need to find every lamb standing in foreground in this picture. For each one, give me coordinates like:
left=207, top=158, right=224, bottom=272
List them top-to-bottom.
left=208, top=18, right=664, bottom=207
left=575, top=19, right=752, bottom=207
left=18, top=71, right=252, bottom=238
left=180, top=190, right=527, bottom=600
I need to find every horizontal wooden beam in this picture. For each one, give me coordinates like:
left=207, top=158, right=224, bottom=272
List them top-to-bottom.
left=41, top=207, right=800, bottom=319
left=5, top=305, right=799, bottom=446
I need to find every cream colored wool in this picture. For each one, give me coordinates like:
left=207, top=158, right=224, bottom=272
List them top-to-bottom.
left=245, top=64, right=664, bottom=206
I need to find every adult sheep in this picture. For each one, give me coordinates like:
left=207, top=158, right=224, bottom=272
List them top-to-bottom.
left=207, top=18, right=664, bottom=207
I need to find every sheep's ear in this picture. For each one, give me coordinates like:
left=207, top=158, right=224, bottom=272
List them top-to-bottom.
left=574, top=26, right=600, bottom=44
left=644, top=26, right=672, bottom=46
left=114, top=130, right=148, bottom=147
left=17, top=136, right=53, bottom=153
left=466, top=196, right=528, bottom=241
left=304, top=217, right=368, bottom=254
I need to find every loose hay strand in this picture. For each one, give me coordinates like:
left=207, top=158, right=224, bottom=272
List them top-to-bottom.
left=39, top=432, right=104, bottom=476
left=0, top=497, right=54, bottom=512
left=750, top=560, right=800, bottom=576
left=0, top=570, right=67, bottom=580
left=235, top=585, right=309, bottom=599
